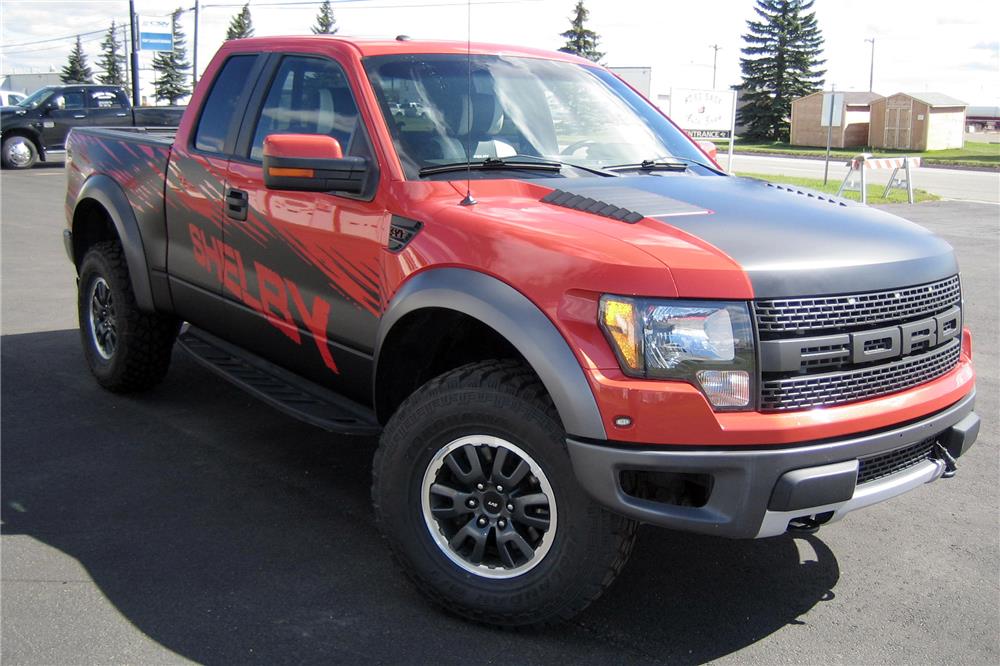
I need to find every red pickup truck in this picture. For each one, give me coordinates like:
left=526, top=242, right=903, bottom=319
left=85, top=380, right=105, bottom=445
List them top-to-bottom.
left=64, top=36, right=979, bottom=626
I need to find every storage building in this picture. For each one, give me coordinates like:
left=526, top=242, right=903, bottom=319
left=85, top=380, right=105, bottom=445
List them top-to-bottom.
left=790, top=91, right=882, bottom=148
left=869, top=93, right=967, bottom=151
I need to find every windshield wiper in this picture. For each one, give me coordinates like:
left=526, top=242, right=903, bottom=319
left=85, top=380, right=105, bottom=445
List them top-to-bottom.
left=607, top=155, right=725, bottom=175
left=418, top=157, right=562, bottom=177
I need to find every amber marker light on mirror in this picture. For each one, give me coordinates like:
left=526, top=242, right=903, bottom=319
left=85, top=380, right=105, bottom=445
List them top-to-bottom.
left=269, top=167, right=315, bottom=178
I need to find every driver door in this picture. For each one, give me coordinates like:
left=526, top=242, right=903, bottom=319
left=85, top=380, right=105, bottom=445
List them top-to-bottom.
left=41, top=88, right=89, bottom=149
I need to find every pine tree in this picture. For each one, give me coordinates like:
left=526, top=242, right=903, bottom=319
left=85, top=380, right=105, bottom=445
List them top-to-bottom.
left=312, top=0, right=338, bottom=34
left=738, top=0, right=826, bottom=141
left=558, top=1, right=604, bottom=63
left=226, top=3, right=255, bottom=40
left=152, top=8, right=191, bottom=105
left=97, top=21, right=128, bottom=93
left=60, top=36, right=94, bottom=84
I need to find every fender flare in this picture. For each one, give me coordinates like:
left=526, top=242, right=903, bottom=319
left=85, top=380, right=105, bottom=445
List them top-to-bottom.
left=74, top=174, right=155, bottom=312
left=374, top=268, right=608, bottom=440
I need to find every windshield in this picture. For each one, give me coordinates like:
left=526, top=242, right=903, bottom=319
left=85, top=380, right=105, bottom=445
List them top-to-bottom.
left=364, top=54, right=711, bottom=180
left=16, top=87, right=54, bottom=109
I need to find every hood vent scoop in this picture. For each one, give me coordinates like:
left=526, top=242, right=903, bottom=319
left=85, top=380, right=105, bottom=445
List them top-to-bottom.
left=765, top=182, right=848, bottom=207
left=541, top=189, right=646, bottom=223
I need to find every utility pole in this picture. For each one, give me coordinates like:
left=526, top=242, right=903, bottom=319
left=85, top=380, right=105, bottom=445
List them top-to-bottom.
left=129, top=0, right=140, bottom=106
left=192, top=0, right=200, bottom=89
left=122, top=21, right=130, bottom=94
left=865, top=37, right=875, bottom=92
left=710, top=44, right=721, bottom=89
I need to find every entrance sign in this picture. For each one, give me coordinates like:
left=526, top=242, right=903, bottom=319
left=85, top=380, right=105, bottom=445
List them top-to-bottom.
left=138, top=16, right=173, bottom=51
left=669, top=88, right=738, bottom=172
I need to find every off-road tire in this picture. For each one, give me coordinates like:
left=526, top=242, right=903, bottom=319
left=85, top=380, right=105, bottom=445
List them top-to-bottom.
left=77, top=240, right=180, bottom=392
left=372, top=359, right=637, bottom=627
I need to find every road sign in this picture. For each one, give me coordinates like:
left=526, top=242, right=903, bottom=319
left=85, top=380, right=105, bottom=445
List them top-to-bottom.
left=138, top=16, right=173, bottom=51
left=669, top=87, right=738, bottom=172
left=670, top=88, right=737, bottom=139
left=820, top=92, right=844, bottom=127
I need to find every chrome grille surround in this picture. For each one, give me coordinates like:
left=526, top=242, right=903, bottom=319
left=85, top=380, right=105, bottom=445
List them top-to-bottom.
left=756, top=275, right=961, bottom=335
left=760, top=339, right=961, bottom=411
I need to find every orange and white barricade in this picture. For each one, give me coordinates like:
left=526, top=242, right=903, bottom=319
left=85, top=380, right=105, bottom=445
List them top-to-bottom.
left=838, top=154, right=921, bottom=204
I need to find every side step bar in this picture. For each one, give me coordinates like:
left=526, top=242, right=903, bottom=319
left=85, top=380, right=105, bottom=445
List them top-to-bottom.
left=177, top=326, right=381, bottom=436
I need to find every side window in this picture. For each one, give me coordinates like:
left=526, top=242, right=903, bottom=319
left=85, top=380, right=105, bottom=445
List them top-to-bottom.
left=194, top=55, right=257, bottom=154
left=249, top=56, right=360, bottom=162
left=88, top=90, right=125, bottom=109
left=55, top=92, right=85, bottom=110
left=10, top=93, right=24, bottom=105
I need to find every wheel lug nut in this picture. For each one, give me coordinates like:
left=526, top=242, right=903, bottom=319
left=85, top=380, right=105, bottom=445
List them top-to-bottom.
left=476, top=483, right=485, bottom=491
left=496, top=485, right=504, bottom=492
left=466, top=498, right=477, bottom=508
left=506, top=503, right=514, bottom=512
left=477, top=517, right=488, bottom=527
left=497, top=519, right=506, bottom=529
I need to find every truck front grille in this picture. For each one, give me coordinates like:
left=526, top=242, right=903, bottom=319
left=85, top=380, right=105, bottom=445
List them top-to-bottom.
left=756, top=275, right=960, bottom=335
left=755, top=276, right=962, bottom=412
left=760, top=339, right=960, bottom=411
left=857, top=438, right=937, bottom=485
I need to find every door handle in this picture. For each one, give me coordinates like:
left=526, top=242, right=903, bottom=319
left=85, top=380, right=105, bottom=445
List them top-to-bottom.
left=115, top=113, right=128, bottom=117
left=73, top=114, right=86, bottom=118
left=225, top=188, right=248, bottom=221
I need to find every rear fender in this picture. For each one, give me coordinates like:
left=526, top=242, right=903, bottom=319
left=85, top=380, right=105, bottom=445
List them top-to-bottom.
left=74, top=174, right=155, bottom=312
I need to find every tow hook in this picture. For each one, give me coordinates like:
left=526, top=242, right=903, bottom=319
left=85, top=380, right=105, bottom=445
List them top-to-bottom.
left=935, top=443, right=958, bottom=479
left=787, top=516, right=823, bottom=534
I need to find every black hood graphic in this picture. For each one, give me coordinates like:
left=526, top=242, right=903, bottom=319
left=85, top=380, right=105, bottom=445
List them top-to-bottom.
left=540, top=174, right=957, bottom=298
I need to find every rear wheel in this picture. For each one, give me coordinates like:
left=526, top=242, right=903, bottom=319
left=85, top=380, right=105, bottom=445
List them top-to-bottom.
left=1, top=135, right=37, bottom=169
left=78, top=240, right=180, bottom=392
left=373, top=360, right=637, bottom=627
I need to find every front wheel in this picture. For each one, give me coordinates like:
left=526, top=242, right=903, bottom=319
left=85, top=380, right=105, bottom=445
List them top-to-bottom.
left=1, top=135, right=37, bottom=169
left=373, top=360, right=637, bottom=627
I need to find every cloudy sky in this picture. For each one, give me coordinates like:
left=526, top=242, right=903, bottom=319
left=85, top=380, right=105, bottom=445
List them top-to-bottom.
left=1, top=0, right=997, bottom=105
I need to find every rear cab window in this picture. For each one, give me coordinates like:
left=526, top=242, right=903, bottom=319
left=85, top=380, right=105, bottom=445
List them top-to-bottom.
left=194, top=55, right=258, bottom=154
left=88, top=89, right=128, bottom=109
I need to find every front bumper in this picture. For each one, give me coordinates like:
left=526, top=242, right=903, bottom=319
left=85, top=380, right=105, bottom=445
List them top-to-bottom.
left=567, top=390, right=978, bottom=539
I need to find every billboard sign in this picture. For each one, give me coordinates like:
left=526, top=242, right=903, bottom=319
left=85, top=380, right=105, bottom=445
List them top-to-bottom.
left=138, top=16, right=173, bottom=51
left=669, top=88, right=737, bottom=139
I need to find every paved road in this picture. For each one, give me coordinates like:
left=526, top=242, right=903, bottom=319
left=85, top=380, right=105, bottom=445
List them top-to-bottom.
left=717, top=153, right=1000, bottom=203
left=2, top=162, right=998, bottom=664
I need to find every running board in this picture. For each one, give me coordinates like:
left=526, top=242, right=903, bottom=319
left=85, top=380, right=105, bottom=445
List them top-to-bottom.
left=177, top=326, right=381, bottom=436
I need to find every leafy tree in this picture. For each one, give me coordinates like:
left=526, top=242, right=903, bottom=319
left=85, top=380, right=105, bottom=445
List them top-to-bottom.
left=312, top=0, right=338, bottom=34
left=738, top=0, right=826, bottom=141
left=558, top=1, right=604, bottom=63
left=226, top=3, right=255, bottom=40
left=152, top=8, right=191, bottom=105
left=97, top=21, right=128, bottom=93
left=60, top=36, right=94, bottom=84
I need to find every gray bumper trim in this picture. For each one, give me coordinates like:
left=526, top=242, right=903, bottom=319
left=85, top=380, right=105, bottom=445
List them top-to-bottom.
left=566, top=390, right=977, bottom=539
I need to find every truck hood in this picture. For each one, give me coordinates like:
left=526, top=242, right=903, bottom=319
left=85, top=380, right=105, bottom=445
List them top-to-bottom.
left=532, top=174, right=957, bottom=298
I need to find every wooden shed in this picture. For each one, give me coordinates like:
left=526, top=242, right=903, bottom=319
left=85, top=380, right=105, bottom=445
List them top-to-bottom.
left=790, top=91, right=882, bottom=148
left=869, top=93, right=967, bottom=151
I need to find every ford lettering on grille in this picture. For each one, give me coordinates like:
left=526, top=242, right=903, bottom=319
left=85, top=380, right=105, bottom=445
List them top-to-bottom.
left=755, top=278, right=963, bottom=411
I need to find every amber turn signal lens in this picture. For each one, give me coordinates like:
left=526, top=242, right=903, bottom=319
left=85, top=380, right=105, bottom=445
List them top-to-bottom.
left=269, top=167, right=315, bottom=178
left=600, top=297, right=641, bottom=372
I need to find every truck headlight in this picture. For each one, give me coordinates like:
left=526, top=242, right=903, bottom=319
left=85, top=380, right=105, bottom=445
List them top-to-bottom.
left=599, top=296, right=755, bottom=410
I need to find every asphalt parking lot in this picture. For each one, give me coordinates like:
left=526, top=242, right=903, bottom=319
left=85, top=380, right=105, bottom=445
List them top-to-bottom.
left=2, top=159, right=998, bottom=664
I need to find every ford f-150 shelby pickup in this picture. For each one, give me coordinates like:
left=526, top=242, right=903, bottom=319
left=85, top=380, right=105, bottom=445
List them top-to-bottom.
left=64, top=36, right=979, bottom=626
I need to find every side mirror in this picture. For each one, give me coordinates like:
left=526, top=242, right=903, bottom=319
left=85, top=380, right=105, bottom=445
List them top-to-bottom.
left=262, top=134, right=367, bottom=194
left=696, top=140, right=719, bottom=163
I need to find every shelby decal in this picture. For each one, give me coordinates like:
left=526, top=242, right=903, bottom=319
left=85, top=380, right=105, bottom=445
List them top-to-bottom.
left=189, top=224, right=339, bottom=373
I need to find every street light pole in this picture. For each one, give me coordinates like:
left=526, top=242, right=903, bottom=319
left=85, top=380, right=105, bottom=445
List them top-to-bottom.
left=129, top=0, right=140, bottom=106
left=192, top=0, right=200, bottom=89
left=865, top=37, right=875, bottom=92
left=710, top=44, right=721, bottom=89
